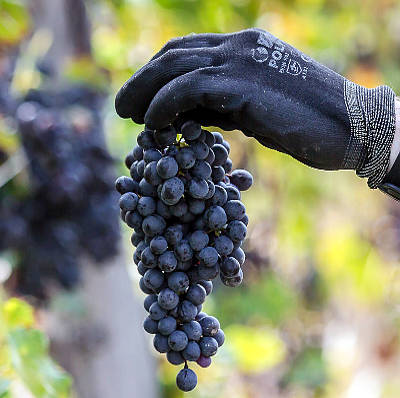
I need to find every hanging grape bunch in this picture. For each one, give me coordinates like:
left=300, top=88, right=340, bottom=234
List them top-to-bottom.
left=116, top=121, right=253, bottom=392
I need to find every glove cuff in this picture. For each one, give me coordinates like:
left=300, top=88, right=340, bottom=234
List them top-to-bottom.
left=343, top=80, right=396, bottom=188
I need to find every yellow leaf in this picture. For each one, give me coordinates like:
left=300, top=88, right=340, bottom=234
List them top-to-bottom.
left=3, top=298, right=34, bottom=329
left=225, top=324, right=286, bottom=373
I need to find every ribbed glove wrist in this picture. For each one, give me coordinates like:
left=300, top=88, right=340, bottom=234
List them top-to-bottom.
left=343, top=81, right=397, bottom=188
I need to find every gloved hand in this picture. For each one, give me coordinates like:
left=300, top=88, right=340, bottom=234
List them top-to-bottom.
left=115, top=28, right=397, bottom=188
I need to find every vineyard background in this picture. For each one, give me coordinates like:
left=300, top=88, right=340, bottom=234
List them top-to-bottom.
left=1, top=0, right=400, bottom=397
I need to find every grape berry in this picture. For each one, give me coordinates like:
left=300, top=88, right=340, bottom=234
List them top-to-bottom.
left=116, top=121, right=253, bottom=392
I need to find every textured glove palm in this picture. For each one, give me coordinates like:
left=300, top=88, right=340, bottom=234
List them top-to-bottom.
left=116, top=29, right=396, bottom=187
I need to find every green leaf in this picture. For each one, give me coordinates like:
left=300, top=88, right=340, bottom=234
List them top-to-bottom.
left=8, top=328, right=71, bottom=398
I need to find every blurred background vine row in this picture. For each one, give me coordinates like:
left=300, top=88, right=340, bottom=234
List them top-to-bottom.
left=1, top=0, right=400, bottom=397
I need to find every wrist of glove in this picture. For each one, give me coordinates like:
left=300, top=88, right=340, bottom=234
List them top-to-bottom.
left=115, top=28, right=397, bottom=189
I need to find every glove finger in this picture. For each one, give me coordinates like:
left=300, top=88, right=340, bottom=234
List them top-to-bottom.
left=149, top=33, right=224, bottom=62
left=115, top=48, right=217, bottom=120
left=144, top=67, right=247, bottom=130
left=177, top=108, right=238, bottom=131
left=252, top=134, right=289, bottom=155
left=253, top=134, right=326, bottom=169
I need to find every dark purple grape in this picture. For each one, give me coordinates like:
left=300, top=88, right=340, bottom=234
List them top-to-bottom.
left=181, top=120, right=201, bottom=141
left=154, top=125, right=177, bottom=147
left=137, top=129, right=156, bottom=150
left=204, top=130, right=216, bottom=147
left=212, top=132, right=224, bottom=144
left=222, top=140, right=230, bottom=154
left=190, top=141, right=209, bottom=160
left=212, top=144, right=228, bottom=166
left=131, top=145, right=143, bottom=161
left=176, top=147, right=196, bottom=169
left=143, top=148, right=162, bottom=164
left=205, top=148, right=215, bottom=164
left=157, top=156, right=179, bottom=179
left=223, top=158, right=233, bottom=173
left=191, top=160, right=212, bottom=179
left=144, top=161, right=163, bottom=185
left=211, top=165, right=225, bottom=183
left=230, top=169, right=253, bottom=191
left=115, top=176, right=138, bottom=194
left=161, top=177, right=184, bottom=205
left=139, top=178, right=158, bottom=197
left=187, top=178, right=208, bottom=199
left=210, top=185, right=227, bottom=206
left=225, top=185, right=241, bottom=200
left=119, top=192, right=138, bottom=211
left=137, top=196, right=156, bottom=217
left=169, top=199, right=188, bottom=218
left=188, top=199, right=205, bottom=215
left=224, top=200, right=246, bottom=221
left=206, top=206, right=227, bottom=230
left=125, top=211, right=143, bottom=229
left=142, top=214, right=166, bottom=237
left=227, top=220, right=247, bottom=242
left=165, top=225, right=183, bottom=247
left=188, top=230, right=209, bottom=252
left=214, top=235, right=234, bottom=256
left=150, top=236, right=168, bottom=255
left=175, top=240, right=193, bottom=262
left=198, top=247, right=218, bottom=267
left=231, top=247, right=245, bottom=266
left=158, top=251, right=177, bottom=272
left=220, top=257, right=240, bottom=277
left=137, top=261, right=147, bottom=276
left=197, top=264, right=219, bottom=280
left=220, top=268, right=243, bottom=287
left=143, top=269, right=164, bottom=291
left=167, top=271, right=189, bottom=294
left=198, top=280, right=213, bottom=295
left=185, top=284, right=206, bottom=305
left=158, top=288, right=179, bottom=310
left=144, top=294, right=158, bottom=312
left=178, top=300, right=198, bottom=322
left=149, top=302, right=167, bottom=320
left=143, top=316, right=158, bottom=334
left=158, top=316, right=177, bottom=336
left=199, top=316, right=220, bottom=337
left=182, top=320, right=202, bottom=341
left=214, top=329, right=225, bottom=347
left=168, top=330, right=188, bottom=351
left=153, top=333, right=170, bottom=353
left=199, top=336, right=218, bottom=357
left=182, top=341, right=201, bottom=361
left=167, top=351, right=185, bottom=365
left=196, top=355, right=212, bottom=368
left=176, top=368, right=197, bottom=392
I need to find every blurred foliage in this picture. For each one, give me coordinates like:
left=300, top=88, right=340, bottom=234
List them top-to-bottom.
left=0, top=0, right=29, bottom=45
left=2, top=0, right=400, bottom=397
left=0, top=293, right=72, bottom=397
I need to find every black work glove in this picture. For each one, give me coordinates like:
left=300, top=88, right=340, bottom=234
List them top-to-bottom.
left=115, top=28, right=396, bottom=188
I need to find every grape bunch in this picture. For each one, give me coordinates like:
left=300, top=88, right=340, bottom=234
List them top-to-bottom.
left=0, top=86, right=120, bottom=299
left=116, top=120, right=253, bottom=392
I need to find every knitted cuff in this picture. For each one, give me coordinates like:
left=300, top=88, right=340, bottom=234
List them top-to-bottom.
left=342, top=80, right=397, bottom=189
